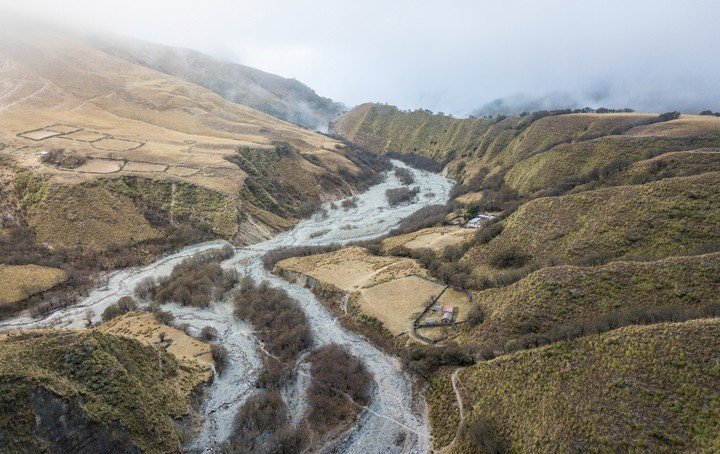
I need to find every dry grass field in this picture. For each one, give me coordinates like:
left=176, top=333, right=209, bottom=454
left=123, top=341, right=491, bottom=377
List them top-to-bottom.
left=0, top=25, right=353, bottom=202
left=382, top=226, right=474, bottom=252
left=278, top=247, right=471, bottom=335
left=0, top=264, right=67, bottom=305
left=99, top=312, right=214, bottom=387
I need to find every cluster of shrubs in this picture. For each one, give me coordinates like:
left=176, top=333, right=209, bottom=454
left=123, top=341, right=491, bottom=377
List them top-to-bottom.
left=700, top=110, right=720, bottom=117
left=40, top=148, right=87, bottom=169
left=385, top=150, right=446, bottom=172
left=394, top=167, right=415, bottom=185
left=451, top=170, right=521, bottom=213
left=386, top=187, right=420, bottom=206
left=389, top=204, right=451, bottom=235
left=392, top=221, right=506, bottom=290
left=263, top=243, right=343, bottom=269
left=148, top=246, right=237, bottom=307
left=487, top=246, right=531, bottom=269
left=233, top=277, right=312, bottom=364
left=226, top=287, right=374, bottom=451
left=101, top=296, right=138, bottom=321
left=476, top=303, right=720, bottom=361
left=401, top=342, right=475, bottom=381
left=307, top=344, right=373, bottom=432
left=224, top=391, right=304, bottom=453
left=466, top=417, right=507, bottom=454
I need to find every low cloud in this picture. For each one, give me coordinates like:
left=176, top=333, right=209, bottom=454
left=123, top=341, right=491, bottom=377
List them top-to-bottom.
left=1, top=0, right=719, bottom=115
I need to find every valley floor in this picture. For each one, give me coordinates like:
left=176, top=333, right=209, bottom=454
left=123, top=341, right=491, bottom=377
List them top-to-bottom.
left=0, top=162, right=452, bottom=452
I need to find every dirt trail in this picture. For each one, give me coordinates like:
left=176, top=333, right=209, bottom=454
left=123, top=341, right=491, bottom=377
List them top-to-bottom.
left=0, top=161, right=454, bottom=453
left=437, top=367, right=467, bottom=454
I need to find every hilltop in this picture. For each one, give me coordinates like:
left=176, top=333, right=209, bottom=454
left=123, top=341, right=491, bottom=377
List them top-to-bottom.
left=93, top=35, right=345, bottom=131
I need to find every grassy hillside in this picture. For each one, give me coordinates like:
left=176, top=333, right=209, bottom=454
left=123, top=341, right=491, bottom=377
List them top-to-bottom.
left=94, top=35, right=345, bottom=130
left=331, top=103, right=494, bottom=160
left=334, top=104, right=720, bottom=200
left=504, top=129, right=720, bottom=196
left=602, top=148, right=720, bottom=186
left=464, top=172, right=720, bottom=274
left=461, top=253, right=720, bottom=346
left=447, top=319, right=720, bottom=453
left=0, top=329, right=209, bottom=453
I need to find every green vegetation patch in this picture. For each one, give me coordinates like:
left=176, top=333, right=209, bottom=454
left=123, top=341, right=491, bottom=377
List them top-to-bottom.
left=465, top=172, right=720, bottom=269
left=464, top=253, right=720, bottom=345
left=452, top=319, right=720, bottom=453
left=0, top=330, right=196, bottom=453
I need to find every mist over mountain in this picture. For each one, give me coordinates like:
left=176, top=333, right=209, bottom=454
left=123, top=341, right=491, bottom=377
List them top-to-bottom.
left=91, top=35, right=345, bottom=131
left=473, top=87, right=720, bottom=118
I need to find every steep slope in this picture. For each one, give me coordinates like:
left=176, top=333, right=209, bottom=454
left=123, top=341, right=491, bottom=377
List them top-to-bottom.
left=0, top=23, right=386, bottom=318
left=93, top=35, right=345, bottom=130
left=331, top=103, right=495, bottom=160
left=333, top=104, right=720, bottom=199
left=464, top=172, right=720, bottom=274
left=461, top=253, right=720, bottom=346
left=447, top=319, right=720, bottom=453
left=0, top=327, right=211, bottom=453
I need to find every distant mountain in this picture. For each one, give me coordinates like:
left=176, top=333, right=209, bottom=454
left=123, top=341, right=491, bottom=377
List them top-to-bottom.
left=91, top=35, right=346, bottom=131
left=472, top=92, right=585, bottom=116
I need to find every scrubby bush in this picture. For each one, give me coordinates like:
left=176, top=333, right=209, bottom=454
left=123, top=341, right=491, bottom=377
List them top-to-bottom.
left=40, top=148, right=87, bottom=168
left=394, top=167, right=415, bottom=185
left=386, top=187, right=420, bottom=206
left=341, top=196, right=358, bottom=210
left=296, top=198, right=323, bottom=218
left=390, top=204, right=451, bottom=235
left=474, top=222, right=504, bottom=245
left=263, top=243, right=343, bottom=269
left=488, top=247, right=531, bottom=269
left=151, top=248, right=237, bottom=307
left=134, top=277, right=156, bottom=300
left=233, top=278, right=312, bottom=363
left=101, top=296, right=138, bottom=322
left=149, top=303, right=175, bottom=326
left=466, top=305, right=485, bottom=326
left=199, top=326, right=219, bottom=342
left=401, top=342, right=475, bottom=380
left=211, top=344, right=228, bottom=375
left=307, top=344, right=373, bottom=431
left=224, top=391, right=304, bottom=453
left=467, top=417, right=506, bottom=454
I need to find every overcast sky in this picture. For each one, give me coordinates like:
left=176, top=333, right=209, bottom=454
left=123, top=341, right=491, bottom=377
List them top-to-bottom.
left=2, top=0, right=720, bottom=115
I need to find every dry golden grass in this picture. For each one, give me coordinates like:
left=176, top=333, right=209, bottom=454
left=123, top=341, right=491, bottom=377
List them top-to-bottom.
left=0, top=25, right=344, bottom=198
left=626, top=114, right=720, bottom=138
left=59, top=129, right=108, bottom=141
left=74, top=158, right=124, bottom=173
left=122, top=161, right=167, bottom=172
left=402, top=227, right=473, bottom=252
left=278, top=246, right=427, bottom=291
left=278, top=247, right=471, bottom=335
left=0, top=264, right=67, bottom=305
left=356, top=276, right=445, bottom=335
left=99, top=312, right=213, bottom=386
